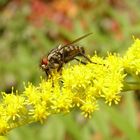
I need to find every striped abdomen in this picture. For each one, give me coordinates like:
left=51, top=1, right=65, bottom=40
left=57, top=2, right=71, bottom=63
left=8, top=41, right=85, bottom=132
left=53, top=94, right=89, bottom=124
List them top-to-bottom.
left=62, top=45, right=85, bottom=62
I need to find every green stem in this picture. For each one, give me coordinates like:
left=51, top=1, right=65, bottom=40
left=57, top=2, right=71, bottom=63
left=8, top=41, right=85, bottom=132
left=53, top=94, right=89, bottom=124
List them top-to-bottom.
left=123, top=82, right=140, bottom=92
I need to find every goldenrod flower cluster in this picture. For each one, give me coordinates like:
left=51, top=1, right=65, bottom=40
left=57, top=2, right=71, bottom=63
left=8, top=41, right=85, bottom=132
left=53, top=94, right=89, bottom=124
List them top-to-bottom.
left=0, top=38, right=140, bottom=135
left=123, top=38, right=140, bottom=75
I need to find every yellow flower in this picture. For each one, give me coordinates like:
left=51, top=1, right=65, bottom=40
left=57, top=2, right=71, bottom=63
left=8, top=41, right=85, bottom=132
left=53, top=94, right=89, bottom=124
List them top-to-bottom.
left=123, top=38, right=140, bottom=75
left=2, top=39, right=140, bottom=134
left=0, top=53, right=126, bottom=134
left=101, top=54, right=125, bottom=105
left=24, top=83, right=40, bottom=105
left=51, top=88, right=73, bottom=113
left=2, top=93, right=26, bottom=121
left=81, top=99, right=98, bottom=118
left=30, top=102, right=50, bottom=124
left=0, top=118, right=9, bottom=135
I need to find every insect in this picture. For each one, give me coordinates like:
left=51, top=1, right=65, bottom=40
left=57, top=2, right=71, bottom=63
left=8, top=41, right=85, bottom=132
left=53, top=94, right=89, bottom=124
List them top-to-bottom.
left=40, top=33, right=93, bottom=77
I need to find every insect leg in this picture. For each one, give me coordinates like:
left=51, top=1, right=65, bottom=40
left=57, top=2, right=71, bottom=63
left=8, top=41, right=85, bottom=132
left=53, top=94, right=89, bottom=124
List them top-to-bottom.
left=79, top=50, right=102, bottom=65
left=57, top=51, right=65, bottom=72
left=79, top=52, right=98, bottom=64
left=80, top=52, right=105, bottom=66
left=82, top=54, right=92, bottom=63
left=74, top=58, right=87, bottom=65
left=57, top=62, right=63, bottom=72
left=44, top=67, right=54, bottom=87
left=45, top=70, right=49, bottom=78
left=51, top=77, right=54, bottom=87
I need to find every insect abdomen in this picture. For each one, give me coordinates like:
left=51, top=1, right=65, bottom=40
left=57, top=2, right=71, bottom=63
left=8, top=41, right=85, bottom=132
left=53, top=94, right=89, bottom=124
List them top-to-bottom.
left=63, top=45, right=85, bottom=62
left=64, top=45, right=84, bottom=54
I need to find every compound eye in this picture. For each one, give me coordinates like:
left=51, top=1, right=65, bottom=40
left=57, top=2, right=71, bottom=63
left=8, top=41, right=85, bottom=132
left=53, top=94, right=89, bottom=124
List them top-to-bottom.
left=41, top=57, right=48, bottom=66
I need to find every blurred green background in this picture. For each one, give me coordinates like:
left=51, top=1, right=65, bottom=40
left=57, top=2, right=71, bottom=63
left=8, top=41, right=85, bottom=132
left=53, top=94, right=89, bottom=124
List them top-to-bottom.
left=0, top=0, right=140, bottom=139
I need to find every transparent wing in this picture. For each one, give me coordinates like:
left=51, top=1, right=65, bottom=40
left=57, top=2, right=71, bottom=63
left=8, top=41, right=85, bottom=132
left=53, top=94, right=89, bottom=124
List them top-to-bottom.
left=60, top=32, right=93, bottom=50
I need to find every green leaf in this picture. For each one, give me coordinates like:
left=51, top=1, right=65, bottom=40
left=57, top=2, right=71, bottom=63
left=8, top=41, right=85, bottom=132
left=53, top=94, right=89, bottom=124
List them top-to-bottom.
left=124, top=92, right=137, bottom=128
left=103, top=104, right=140, bottom=140
left=62, top=114, right=84, bottom=140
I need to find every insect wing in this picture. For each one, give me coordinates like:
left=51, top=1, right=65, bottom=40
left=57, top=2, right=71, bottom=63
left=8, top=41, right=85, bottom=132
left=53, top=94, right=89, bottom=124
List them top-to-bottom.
left=60, top=32, right=93, bottom=50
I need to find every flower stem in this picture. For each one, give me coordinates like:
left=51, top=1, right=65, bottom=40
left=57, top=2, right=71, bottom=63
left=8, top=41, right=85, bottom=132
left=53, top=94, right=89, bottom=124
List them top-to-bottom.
left=123, top=82, right=140, bottom=91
